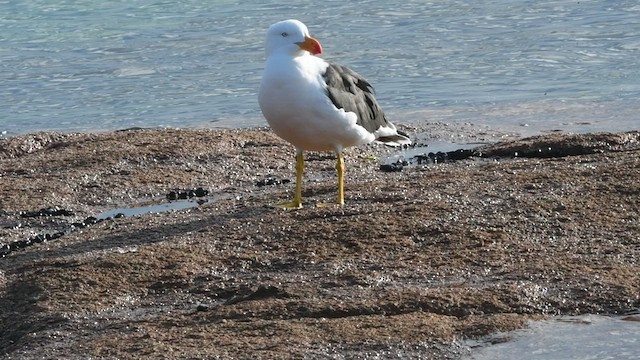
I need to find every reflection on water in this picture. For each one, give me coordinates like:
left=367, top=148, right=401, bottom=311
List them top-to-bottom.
left=467, top=314, right=640, bottom=360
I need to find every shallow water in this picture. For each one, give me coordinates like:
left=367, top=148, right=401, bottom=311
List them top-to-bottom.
left=1, top=0, right=639, bottom=137
left=96, top=199, right=200, bottom=220
left=467, top=314, right=640, bottom=360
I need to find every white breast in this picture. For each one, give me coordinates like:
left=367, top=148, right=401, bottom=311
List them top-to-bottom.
left=259, top=54, right=375, bottom=152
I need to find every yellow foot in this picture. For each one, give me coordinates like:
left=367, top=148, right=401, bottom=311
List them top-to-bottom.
left=271, top=200, right=303, bottom=209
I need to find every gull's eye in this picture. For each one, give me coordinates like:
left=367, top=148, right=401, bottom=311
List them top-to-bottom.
left=281, top=32, right=289, bottom=37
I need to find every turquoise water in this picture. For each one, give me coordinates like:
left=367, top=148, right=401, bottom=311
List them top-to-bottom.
left=1, top=0, right=639, bottom=136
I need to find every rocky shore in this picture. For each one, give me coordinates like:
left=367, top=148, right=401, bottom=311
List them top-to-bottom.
left=1, top=126, right=638, bottom=358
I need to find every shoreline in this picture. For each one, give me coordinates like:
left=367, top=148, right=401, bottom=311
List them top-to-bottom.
left=3, top=95, right=640, bottom=140
left=1, top=127, right=639, bottom=358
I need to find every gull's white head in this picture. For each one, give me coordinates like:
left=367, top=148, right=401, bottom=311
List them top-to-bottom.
left=264, top=19, right=322, bottom=58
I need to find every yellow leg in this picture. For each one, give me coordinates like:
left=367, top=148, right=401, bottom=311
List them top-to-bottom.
left=273, top=151, right=304, bottom=209
left=317, top=152, right=346, bottom=208
left=336, top=153, right=345, bottom=206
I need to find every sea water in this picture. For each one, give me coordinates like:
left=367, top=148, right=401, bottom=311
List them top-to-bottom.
left=1, top=0, right=639, bottom=137
left=467, top=315, right=640, bottom=360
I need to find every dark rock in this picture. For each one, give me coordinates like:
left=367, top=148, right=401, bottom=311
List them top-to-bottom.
left=115, top=127, right=145, bottom=132
left=473, top=132, right=640, bottom=159
left=414, top=149, right=477, bottom=164
left=447, top=149, right=476, bottom=161
left=379, top=160, right=408, bottom=172
left=256, top=177, right=291, bottom=187
left=194, top=187, right=208, bottom=197
left=167, top=188, right=210, bottom=200
left=167, top=191, right=179, bottom=200
left=20, top=207, right=75, bottom=218
left=84, top=216, right=98, bottom=225
left=50, top=232, right=65, bottom=240
left=12, top=240, right=28, bottom=250
left=0, top=244, right=10, bottom=257
left=196, top=304, right=210, bottom=312
left=622, top=315, right=640, bottom=322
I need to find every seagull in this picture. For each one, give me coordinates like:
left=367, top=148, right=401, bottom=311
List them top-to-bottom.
left=258, top=19, right=411, bottom=208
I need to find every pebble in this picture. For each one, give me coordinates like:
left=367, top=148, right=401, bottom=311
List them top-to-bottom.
left=414, top=149, right=476, bottom=165
left=379, top=160, right=408, bottom=172
left=255, top=177, right=291, bottom=187
left=166, top=187, right=209, bottom=200
left=20, top=207, right=75, bottom=218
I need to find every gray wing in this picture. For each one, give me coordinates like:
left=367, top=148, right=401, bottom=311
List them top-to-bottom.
left=322, top=62, right=391, bottom=134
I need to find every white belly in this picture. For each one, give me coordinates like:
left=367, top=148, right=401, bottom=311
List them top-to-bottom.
left=258, top=55, right=374, bottom=152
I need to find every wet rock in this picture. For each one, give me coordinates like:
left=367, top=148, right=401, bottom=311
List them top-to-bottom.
left=115, top=127, right=145, bottom=132
left=411, top=131, right=640, bottom=164
left=475, top=131, right=640, bottom=159
left=446, top=148, right=477, bottom=161
left=418, top=149, right=477, bottom=163
left=380, top=160, right=408, bottom=172
left=256, top=176, right=291, bottom=187
left=166, top=187, right=209, bottom=200
left=193, top=187, right=208, bottom=197
left=167, top=191, right=179, bottom=200
left=20, top=207, right=75, bottom=218
left=2, top=213, right=109, bottom=256
left=83, top=216, right=99, bottom=226
left=71, top=222, right=86, bottom=229
left=50, top=231, right=65, bottom=240
left=11, top=240, right=28, bottom=251
left=0, top=244, right=10, bottom=257
left=196, top=303, right=211, bottom=312
left=621, top=315, right=640, bottom=322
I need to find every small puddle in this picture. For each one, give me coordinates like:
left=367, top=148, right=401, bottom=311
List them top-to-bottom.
left=383, top=141, right=482, bottom=166
left=403, top=141, right=481, bottom=159
left=96, top=189, right=235, bottom=220
left=1, top=190, right=225, bottom=257
left=96, top=199, right=201, bottom=220
left=466, top=314, right=640, bottom=360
